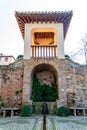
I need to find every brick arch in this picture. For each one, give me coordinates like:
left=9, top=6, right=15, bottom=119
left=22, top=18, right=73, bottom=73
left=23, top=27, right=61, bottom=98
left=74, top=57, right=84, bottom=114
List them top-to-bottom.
left=29, top=58, right=59, bottom=76
left=23, top=59, right=59, bottom=104
left=31, top=63, right=58, bottom=82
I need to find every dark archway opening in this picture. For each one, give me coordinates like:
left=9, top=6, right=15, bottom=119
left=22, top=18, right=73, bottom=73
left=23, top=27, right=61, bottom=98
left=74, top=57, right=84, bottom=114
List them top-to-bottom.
left=31, top=63, right=58, bottom=102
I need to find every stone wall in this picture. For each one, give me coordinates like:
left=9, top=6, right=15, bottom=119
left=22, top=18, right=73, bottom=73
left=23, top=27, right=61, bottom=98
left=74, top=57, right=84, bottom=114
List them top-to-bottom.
left=0, top=58, right=87, bottom=110
left=65, top=59, right=87, bottom=107
left=0, top=60, right=24, bottom=108
left=36, top=71, right=54, bottom=87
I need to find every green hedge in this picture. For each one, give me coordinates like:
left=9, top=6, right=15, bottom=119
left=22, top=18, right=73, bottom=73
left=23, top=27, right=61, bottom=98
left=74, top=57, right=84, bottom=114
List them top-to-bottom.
left=65, top=54, right=70, bottom=58
left=17, top=55, right=23, bottom=59
left=21, top=105, right=32, bottom=117
left=56, top=106, right=70, bottom=117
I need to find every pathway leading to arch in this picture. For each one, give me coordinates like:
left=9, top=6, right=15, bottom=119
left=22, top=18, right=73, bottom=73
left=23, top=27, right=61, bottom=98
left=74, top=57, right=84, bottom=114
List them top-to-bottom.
left=0, top=115, right=87, bottom=130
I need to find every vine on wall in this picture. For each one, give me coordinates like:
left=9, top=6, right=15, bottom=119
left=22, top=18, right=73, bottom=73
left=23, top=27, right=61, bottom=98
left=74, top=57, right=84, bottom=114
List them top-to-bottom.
left=31, top=76, right=58, bottom=102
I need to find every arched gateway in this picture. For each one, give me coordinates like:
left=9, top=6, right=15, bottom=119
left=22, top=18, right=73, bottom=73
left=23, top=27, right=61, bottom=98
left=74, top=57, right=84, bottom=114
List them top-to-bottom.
left=31, top=63, right=58, bottom=102
left=31, top=63, right=59, bottom=114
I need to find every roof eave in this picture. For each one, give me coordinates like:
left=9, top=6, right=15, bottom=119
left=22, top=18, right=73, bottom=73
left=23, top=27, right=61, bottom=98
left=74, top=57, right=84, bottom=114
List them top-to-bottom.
left=15, top=11, right=73, bottom=39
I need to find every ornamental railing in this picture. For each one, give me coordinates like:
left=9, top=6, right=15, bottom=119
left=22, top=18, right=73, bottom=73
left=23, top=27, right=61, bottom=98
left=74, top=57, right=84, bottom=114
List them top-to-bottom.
left=31, top=45, right=57, bottom=58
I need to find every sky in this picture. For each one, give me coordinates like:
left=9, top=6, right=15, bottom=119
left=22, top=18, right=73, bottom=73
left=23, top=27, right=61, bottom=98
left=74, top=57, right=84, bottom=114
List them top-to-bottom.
left=0, top=0, right=87, bottom=64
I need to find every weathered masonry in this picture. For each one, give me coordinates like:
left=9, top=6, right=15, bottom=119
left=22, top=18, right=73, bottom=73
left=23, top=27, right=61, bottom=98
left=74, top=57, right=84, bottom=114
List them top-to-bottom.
left=15, top=11, right=73, bottom=106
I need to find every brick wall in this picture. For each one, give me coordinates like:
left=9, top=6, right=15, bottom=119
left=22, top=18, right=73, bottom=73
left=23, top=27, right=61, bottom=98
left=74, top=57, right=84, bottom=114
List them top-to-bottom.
left=0, top=58, right=87, bottom=109
left=0, top=64, right=23, bottom=108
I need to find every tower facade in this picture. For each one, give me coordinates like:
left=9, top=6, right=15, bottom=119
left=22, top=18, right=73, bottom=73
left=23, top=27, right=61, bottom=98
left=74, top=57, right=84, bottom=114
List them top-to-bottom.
left=15, top=11, right=72, bottom=60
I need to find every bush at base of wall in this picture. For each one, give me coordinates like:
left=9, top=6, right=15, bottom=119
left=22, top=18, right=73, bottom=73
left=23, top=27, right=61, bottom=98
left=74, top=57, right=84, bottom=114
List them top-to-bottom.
left=21, top=105, right=32, bottom=117
left=56, top=106, right=70, bottom=117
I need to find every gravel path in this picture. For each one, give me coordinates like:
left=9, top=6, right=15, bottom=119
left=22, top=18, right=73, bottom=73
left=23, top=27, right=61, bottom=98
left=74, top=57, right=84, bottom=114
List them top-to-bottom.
left=0, top=115, right=87, bottom=130
left=0, top=116, right=43, bottom=130
left=46, top=116, right=87, bottom=130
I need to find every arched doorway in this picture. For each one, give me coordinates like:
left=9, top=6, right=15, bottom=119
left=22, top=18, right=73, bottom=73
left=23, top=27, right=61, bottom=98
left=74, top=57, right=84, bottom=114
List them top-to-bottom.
left=31, top=63, right=58, bottom=102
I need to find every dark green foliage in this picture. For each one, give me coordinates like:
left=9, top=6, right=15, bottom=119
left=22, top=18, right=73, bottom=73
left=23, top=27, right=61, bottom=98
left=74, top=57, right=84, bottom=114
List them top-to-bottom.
left=65, top=54, right=70, bottom=58
left=17, top=55, right=23, bottom=59
left=31, top=76, right=58, bottom=102
left=31, top=76, right=42, bottom=101
left=40, top=84, right=57, bottom=101
left=15, top=89, right=22, bottom=94
left=15, top=90, right=20, bottom=94
left=0, top=96, right=2, bottom=100
left=0, top=102, right=5, bottom=107
left=33, top=102, right=42, bottom=114
left=21, top=105, right=32, bottom=117
left=56, top=106, right=70, bottom=117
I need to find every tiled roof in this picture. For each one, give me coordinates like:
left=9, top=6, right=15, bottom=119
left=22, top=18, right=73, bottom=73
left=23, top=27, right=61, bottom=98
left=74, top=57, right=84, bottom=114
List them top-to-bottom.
left=15, top=11, right=73, bottom=39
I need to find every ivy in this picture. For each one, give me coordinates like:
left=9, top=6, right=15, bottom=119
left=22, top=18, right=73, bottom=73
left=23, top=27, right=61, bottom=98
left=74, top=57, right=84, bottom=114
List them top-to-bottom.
left=31, top=76, right=58, bottom=102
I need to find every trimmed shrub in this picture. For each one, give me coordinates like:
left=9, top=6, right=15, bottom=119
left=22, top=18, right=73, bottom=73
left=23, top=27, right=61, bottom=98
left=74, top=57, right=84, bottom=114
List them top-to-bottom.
left=65, top=54, right=70, bottom=59
left=17, top=55, right=23, bottom=59
left=21, top=105, right=32, bottom=117
left=56, top=106, right=70, bottom=117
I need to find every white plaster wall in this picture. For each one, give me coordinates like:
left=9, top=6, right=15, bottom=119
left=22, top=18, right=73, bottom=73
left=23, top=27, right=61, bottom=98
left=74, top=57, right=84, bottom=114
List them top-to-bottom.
left=24, top=23, right=64, bottom=59
left=24, top=24, right=31, bottom=59
left=57, top=24, right=65, bottom=58
left=0, top=57, right=15, bottom=65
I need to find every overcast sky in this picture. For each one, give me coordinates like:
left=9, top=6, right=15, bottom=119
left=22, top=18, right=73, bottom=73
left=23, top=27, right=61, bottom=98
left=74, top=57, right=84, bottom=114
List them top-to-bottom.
left=0, top=0, right=87, bottom=64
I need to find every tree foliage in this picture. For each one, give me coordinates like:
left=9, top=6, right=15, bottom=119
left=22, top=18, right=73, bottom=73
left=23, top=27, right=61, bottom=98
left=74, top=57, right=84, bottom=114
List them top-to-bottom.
left=17, top=54, right=23, bottom=59
left=65, top=54, right=70, bottom=59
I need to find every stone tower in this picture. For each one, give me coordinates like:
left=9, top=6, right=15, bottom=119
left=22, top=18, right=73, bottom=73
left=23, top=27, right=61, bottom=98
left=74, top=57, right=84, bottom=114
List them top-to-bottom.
left=15, top=11, right=73, bottom=107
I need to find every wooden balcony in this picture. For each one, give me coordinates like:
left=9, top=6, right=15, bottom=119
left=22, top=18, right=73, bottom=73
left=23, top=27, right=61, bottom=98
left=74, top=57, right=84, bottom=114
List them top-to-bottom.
left=31, top=45, right=57, bottom=58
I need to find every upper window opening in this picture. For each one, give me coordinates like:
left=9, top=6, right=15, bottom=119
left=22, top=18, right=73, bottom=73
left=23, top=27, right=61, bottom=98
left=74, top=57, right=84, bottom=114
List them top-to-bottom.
left=32, top=28, right=56, bottom=46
